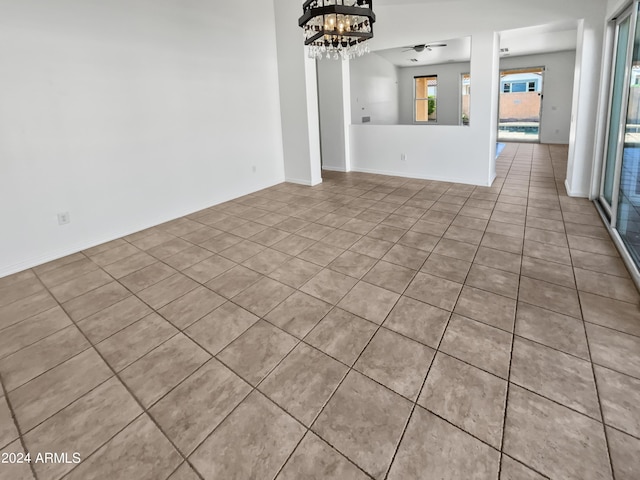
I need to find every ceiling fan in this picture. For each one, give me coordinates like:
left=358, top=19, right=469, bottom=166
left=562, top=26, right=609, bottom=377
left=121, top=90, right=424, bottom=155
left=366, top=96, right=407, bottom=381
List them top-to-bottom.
left=402, top=43, right=447, bottom=53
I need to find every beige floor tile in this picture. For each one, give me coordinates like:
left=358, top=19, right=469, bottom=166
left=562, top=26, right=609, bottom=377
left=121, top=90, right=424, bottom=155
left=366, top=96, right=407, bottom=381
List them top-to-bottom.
left=249, top=227, right=291, bottom=247
left=319, top=229, right=363, bottom=249
left=481, top=232, right=524, bottom=255
left=272, top=234, right=316, bottom=256
left=567, top=235, right=618, bottom=257
left=350, top=236, right=394, bottom=259
left=147, top=238, right=192, bottom=260
left=432, top=238, right=478, bottom=262
left=219, top=239, right=266, bottom=263
left=299, top=242, right=344, bottom=267
left=87, top=243, right=141, bottom=267
left=381, top=244, right=429, bottom=270
left=163, top=246, right=214, bottom=271
left=474, top=246, right=522, bottom=274
left=242, top=248, right=291, bottom=275
left=329, top=250, right=377, bottom=279
left=571, top=250, right=629, bottom=278
left=421, top=253, right=471, bottom=284
left=182, top=254, right=236, bottom=283
left=521, top=255, right=576, bottom=288
left=268, top=257, right=322, bottom=289
left=38, top=258, right=100, bottom=288
left=363, top=261, right=414, bottom=294
left=119, top=262, right=176, bottom=292
left=205, top=264, right=262, bottom=298
left=466, top=264, right=520, bottom=299
left=574, top=268, right=638, bottom=303
left=49, top=269, right=112, bottom=304
left=301, top=269, right=358, bottom=305
left=405, top=272, right=462, bottom=311
left=136, top=273, right=199, bottom=310
left=519, top=276, right=581, bottom=318
left=232, top=277, right=294, bottom=317
left=63, top=281, right=130, bottom=321
left=337, top=281, right=400, bottom=324
left=158, top=286, right=225, bottom=329
left=454, top=286, right=516, bottom=332
left=0, top=291, right=57, bottom=331
left=265, top=291, right=332, bottom=338
left=580, top=291, right=640, bottom=337
left=76, top=296, right=151, bottom=344
left=383, top=296, right=449, bottom=348
left=186, top=302, right=258, bottom=355
left=515, top=303, right=589, bottom=359
left=0, top=306, right=71, bottom=359
left=305, top=308, right=378, bottom=366
left=96, top=313, right=177, bottom=371
left=440, top=314, right=512, bottom=378
left=217, top=320, right=297, bottom=385
left=587, top=323, right=640, bottom=379
left=0, top=325, right=90, bottom=391
left=355, top=328, right=434, bottom=400
left=120, top=334, right=210, bottom=407
left=511, top=338, right=600, bottom=419
left=261, top=343, right=348, bottom=426
left=9, top=349, right=113, bottom=432
left=419, top=352, right=507, bottom=448
left=150, top=359, right=251, bottom=455
left=594, top=365, right=640, bottom=438
left=313, top=370, right=412, bottom=479
left=24, top=377, right=142, bottom=480
left=503, top=385, right=611, bottom=480
left=190, top=391, right=305, bottom=480
left=0, top=395, right=19, bottom=449
left=388, top=407, right=500, bottom=480
left=65, top=414, right=181, bottom=480
left=606, top=426, right=640, bottom=480
left=276, top=432, right=369, bottom=480
left=500, top=456, right=546, bottom=480
left=168, top=462, right=200, bottom=480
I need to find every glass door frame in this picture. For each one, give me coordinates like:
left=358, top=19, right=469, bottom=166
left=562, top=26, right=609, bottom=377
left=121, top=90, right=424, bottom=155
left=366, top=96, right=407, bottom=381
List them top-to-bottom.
left=599, top=3, right=638, bottom=227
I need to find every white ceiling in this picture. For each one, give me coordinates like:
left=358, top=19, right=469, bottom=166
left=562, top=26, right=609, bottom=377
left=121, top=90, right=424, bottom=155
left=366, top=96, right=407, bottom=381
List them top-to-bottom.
left=371, top=19, right=578, bottom=68
left=375, top=36, right=471, bottom=68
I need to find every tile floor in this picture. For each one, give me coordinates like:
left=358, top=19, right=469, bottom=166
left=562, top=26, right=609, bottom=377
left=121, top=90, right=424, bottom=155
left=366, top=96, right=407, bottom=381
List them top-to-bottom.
left=0, top=143, right=639, bottom=479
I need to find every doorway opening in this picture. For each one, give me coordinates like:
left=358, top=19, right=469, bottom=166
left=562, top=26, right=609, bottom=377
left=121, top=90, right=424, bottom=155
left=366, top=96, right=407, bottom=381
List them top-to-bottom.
left=498, top=67, right=544, bottom=142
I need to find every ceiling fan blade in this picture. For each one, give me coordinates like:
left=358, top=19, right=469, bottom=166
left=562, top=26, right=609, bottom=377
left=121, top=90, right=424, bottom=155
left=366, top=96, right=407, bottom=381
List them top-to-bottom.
left=426, top=43, right=447, bottom=48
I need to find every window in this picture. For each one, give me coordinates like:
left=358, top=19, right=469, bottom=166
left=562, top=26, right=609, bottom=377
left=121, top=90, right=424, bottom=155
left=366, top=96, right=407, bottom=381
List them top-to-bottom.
left=461, top=74, right=470, bottom=125
left=415, top=75, right=437, bottom=122
left=502, top=80, right=537, bottom=93
left=528, top=81, right=536, bottom=92
left=503, top=82, right=511, bottom=93
left=511, top=82, right=527, bottom=93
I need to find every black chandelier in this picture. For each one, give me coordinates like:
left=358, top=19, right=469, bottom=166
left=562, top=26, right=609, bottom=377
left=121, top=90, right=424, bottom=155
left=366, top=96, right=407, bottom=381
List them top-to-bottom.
left=299, top=0, right=376, bottom=60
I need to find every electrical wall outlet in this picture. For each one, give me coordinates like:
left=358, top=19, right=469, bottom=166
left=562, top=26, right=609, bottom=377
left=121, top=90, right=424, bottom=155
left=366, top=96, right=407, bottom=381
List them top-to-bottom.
left=400, top=153, right=407, bottom=161
left=252, top=165, right=257, bottom=173
left=57, top=212, right=70, bottom=225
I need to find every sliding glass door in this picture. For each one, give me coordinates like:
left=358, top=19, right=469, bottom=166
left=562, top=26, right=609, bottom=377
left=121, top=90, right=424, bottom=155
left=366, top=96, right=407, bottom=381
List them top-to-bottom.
left=600, top=2, right=640, bottom=267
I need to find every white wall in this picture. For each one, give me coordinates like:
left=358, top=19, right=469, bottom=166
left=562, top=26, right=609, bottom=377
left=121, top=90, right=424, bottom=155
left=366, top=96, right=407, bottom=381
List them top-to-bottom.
left=0, top=0, right=285, bottom=277
left=273, top=0, right=322, bottom=187
left=500, top=51, right=576, bottom=144
left=350, top=53, right=400, bottom=125
left=398, top=62, right=471, bottom=125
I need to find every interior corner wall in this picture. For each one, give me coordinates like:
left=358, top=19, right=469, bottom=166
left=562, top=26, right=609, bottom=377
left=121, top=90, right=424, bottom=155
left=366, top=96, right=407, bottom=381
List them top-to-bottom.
left=0, top=0, right=286, bottom=277
left=500, top=50, right=576, bottom=144
left=350, top=53, right=400, bottom=125
left=317, top=60, right=347, bottom=171
left=398, top=62, right=471, bottom=125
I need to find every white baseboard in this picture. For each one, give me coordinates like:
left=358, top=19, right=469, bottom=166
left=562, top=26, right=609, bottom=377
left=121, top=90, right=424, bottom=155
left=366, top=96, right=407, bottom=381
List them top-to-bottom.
left=322, top=165, right=347, bottom=172
left=350, top=166, right=492, bottom=187
left=285, top=177, right=323, bottom=186
left=564, top=178, right=589, bottom=198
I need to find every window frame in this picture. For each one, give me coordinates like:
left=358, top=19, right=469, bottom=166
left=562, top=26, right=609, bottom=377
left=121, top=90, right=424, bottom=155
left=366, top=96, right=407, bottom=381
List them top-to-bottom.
left=413, top=75, right=438, bottom=124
